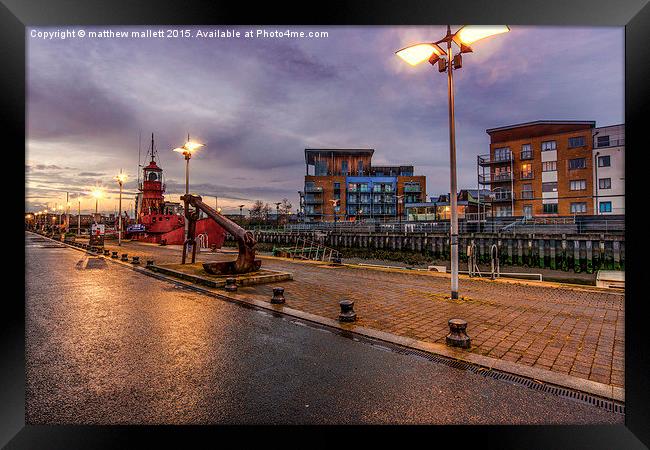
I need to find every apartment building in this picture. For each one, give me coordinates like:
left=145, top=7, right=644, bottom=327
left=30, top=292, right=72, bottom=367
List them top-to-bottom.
left=479, top=120, right=598, bottom=218
left=593, top=124, right=625, bottom=215
left=302, top=149, right=426, bottom=222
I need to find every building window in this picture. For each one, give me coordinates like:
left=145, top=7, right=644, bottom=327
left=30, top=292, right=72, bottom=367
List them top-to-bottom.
left=596, top=135, right=610, bottom=147
left=568, top=136, right=586, bottom=148
left=541, top=140, right=556, bottom=151
left=521, top=144, right=533, bottom=160
left=494, top=147, right=511, bottom=161
left=598, top=155, right=611, bottom=167
left=569, top=158, right=586, bottom=169
left=315, top=160, right=328, bottom=176
left=357, top=160, right=364, bottom=175
left=341, top=161, right=348, bottom=175
left=542, top=161, right=557, bottom=172
left=599, top=178, right=612, bottom=189
left=569, top=179, right=586, bottom=191
left=542, top=182, right=558, bottom=192
left=521, top=183, right=533, bottom=199
left=599, top=201, right=612, bottom=213
left=570, top=202, right=587, bottom=214
left=543, top=203, right=558, bottom=214
left=523, top=205, right=533, bottom=219
left=495, top=206, right=512, bottom=217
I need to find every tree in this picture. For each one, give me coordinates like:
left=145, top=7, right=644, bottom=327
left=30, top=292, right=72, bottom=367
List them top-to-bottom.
left=279, top=198, right=292, bottom=215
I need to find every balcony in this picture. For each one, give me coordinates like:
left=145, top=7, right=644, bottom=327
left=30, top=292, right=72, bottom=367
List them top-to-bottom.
left=594, top=138, right=625, bottom=148
left=520, top=150, right=533, bottom=160
left=478, top=153, right=513, bottom=166
left=520, top=171, right=534, bottom=180
left=478, top=172, right=512, bottom=184
left=404, top=185, right=421, bottom=193
left=304, top=186, right=323, bottom=193
left=520, top=190, right=534, bottom=200
left=492, top=191, right=514, bottom=202
left=304, top=195, right=323, bottom=204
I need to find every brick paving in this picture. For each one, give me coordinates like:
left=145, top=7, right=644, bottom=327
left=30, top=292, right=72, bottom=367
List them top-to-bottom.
left=94, top=240, right=624, bottom=388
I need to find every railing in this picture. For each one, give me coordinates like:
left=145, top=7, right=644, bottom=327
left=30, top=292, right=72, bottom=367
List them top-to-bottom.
left=594, top=138, right=625, bottom=148
left=478, top=154, right=513, bottom=165
left=520, top=171, right=534, bottom=180
left=479, top=173, right=512, bottom=184
left=304, top=186, right=323, bottom=193
left=493, top=191, right=513, bottom=202
left=304, top=196, right=323, bottom=204
left=274, top=236, right=341, bottom=262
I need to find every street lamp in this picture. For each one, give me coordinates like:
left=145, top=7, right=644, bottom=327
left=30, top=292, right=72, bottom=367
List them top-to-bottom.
left=396, top=25, right=510, bottom=300
left=173, top=139, right=204, bottom=240
left=173, top=140, right=204, bottom=195
left=114, top=170, right=128, bottom=246
left=91, top=188, right=103, bottom=217
left=275, top=202, right=282, bottom=228
left=239, top=205, right=245, bottom=223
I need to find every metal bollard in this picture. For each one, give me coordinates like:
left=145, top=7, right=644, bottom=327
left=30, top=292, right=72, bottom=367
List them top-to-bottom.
left=104, top=249, right=110, bottom=256
left=111, top=251, right=118, bottom=258
left=121, top=253, right=128, bottom=261
left=131, top=256, right=140, bottom=264
left=146, top=259, right=154, bottom=267
left=224, top=278, right=238, bottom=292
left=271, top=287, right=285, bottom=304
left=338, top=299, right=357, bottom=322
left=445, top=319, right=471, bottom=349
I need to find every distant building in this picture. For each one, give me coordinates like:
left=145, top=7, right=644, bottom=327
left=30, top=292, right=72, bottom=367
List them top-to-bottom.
left=478, top=120, right=623, bottom=218
left=593, top=124, right=624, bottom=215
left=302, top=148, right=426, bottom=222
left=405, top=189, right=492, bottom=222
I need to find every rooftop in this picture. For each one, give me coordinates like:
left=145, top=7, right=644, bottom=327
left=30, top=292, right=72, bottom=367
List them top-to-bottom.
left=486, top=120, right=596, bottom=134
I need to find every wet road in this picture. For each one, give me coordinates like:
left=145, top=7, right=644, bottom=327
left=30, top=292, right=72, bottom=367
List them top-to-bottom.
left=25, top=233, right=622, bottom=424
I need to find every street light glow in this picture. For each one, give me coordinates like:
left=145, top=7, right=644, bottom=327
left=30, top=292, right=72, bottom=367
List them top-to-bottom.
left=455, top=25, right=510, bottom=46
left=395, top=43, right=446, bottom=66
left=173, top=141, right=204, bottom=157
left=115, top=171, right=129, bottom=184
left=91, top=188, right=104, bottom=199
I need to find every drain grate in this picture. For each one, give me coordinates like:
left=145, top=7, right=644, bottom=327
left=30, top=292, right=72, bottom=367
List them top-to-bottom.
left=368, top=343, right=625, bottom=415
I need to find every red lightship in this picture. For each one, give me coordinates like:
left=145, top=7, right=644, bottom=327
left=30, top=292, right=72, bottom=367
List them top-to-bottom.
left=127, top=134, right=225, bottom=248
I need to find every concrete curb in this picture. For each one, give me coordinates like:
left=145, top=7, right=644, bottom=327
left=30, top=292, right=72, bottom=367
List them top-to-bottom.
left=36, top=232, right=624, bottom=403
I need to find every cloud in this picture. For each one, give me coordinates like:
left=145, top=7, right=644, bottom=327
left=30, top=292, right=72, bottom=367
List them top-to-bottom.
left=26, top=25, right=624, bottom=212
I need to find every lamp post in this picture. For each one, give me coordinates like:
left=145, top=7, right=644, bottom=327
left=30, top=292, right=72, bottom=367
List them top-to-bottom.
left=396, top=25, right=510, bottom=300
left=173, top=139, right=204, bottom=240
left=115, top=170, right=128, bottom=246
left=91, top=188, right=103, bottom=222
left=77, top=199, right=81, bottom=235
left=275, top=202, right=281, bottom=228
left=239, top=205, right=245, bottom=223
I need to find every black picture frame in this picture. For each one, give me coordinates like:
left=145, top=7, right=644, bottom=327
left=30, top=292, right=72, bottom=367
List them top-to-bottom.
left=3, top=0, right=649, bottom=447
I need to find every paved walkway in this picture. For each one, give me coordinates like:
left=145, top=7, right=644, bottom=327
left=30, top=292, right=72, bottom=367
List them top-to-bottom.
left=95, top=240, right=624, bottom=389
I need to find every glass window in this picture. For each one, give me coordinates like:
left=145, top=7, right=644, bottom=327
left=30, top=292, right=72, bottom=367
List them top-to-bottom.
left=596, top=135, right=610, bottom=147
left=568, top=136, right=586, bottom=148
left=541, top=141, right=556, bottom=151
left=521, top=144, right=533, bottom=159
left=494, top=147, right=511, bottom=161
left=598, top=155, right=611, bottom=167
left=569, top=158, right=586, bottom=169
left=315, top=160, right=328, bottom=176
left=357, top=160, right=364, bottom=175
left=341, top=161, right=348, bottom=175
left=542, top=161, right=557, bottom=172
left=599, top=178, right=611, bottom=189
left=569, top=179, right=586, bottom=191
left=334, top=182, right=340, bottom=190
left=542, top=182, right=558, bottom=192
left=599, top=201, right=612, bottom=213
left=570, top=202, right=587, bottom=213
left=543, top=203, right=558, bottom=214
left=523, top=205, right=533, bottom=219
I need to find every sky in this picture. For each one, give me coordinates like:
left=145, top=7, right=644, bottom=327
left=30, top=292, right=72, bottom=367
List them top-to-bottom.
left=26, top=25, right=624, bottom=215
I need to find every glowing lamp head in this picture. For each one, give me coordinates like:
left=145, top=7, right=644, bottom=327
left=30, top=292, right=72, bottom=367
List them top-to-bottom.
left=454, top=25, right=510, bottom=46
left=395, top=43, right=446, bottom=66
left=174, top=141, right=204, bottom=157
left=115, top=172, right=129, bottom=184
left=91, top=188, right=103, bottom=199
left=216, top=207, right=222, bottom=214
